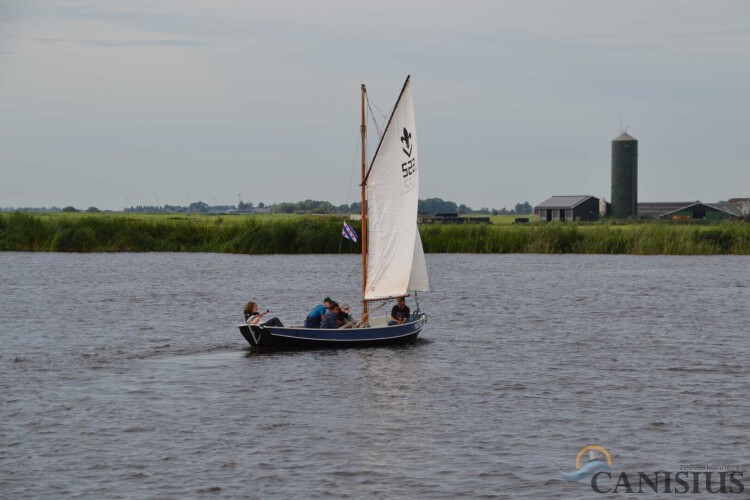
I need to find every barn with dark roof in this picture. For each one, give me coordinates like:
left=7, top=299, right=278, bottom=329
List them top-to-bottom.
left=534, top=196, right=601, bottom=222
left=638, top=202, right=744, bottom=221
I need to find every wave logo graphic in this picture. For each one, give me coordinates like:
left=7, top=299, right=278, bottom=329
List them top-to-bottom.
left=560, top=445, right=612, bottom=482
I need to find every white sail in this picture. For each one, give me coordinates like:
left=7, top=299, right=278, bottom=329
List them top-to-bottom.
left=364, top=77, right=428, bottom=300
left=408, top=229, right=429, bottom=292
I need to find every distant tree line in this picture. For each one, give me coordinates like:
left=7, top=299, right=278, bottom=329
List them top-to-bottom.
left=4, top=198, right=534, bottom=215
left=272, top=200, right=354, bottom=214
left=493, top=202, right=533, bottom=216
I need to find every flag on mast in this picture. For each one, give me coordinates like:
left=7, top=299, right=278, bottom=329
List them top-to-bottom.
left=342, top=222, right=358, bottom=242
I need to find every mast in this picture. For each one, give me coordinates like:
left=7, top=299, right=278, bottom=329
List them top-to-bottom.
left=360, top=84, right=368, bottom=323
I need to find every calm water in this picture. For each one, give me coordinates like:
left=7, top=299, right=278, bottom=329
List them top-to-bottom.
left=1, top=253, right=749, bottom=498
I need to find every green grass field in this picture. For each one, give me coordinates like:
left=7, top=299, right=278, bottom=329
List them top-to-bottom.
left=1, top=212, right=748, bottom=254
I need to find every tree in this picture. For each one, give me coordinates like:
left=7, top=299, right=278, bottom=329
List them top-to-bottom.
left=418, top=198, right=458, bottom=214
left=188, top=201, right=210, bottom=213
left=514, top=201, right=533, bottom=215
left=61, top=206, right=78, bottom=212
left=85, top=207, right=100, bottom=212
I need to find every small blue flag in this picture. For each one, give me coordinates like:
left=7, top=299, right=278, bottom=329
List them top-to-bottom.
left=342, top=222, right=358, bottom=242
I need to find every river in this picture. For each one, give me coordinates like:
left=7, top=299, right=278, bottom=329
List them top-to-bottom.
left=1, top=253, right=748, bottom=498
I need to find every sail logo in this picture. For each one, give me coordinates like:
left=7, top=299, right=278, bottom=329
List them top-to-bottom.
left=400, top=127, right=412, bottom=157
left=400, top=127, right=417, bottom=191
left=560, top=445, right=612, bottom=482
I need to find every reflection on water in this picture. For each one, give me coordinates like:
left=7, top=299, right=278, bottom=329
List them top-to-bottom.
left=1, top=253, right=749, bottom=498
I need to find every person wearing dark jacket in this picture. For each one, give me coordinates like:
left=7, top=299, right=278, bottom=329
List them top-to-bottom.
left=388, top=297, right=410, bottom=325
left=320, top=302, right=342, bottom=329
left=338, top=304, right=355, bottom=326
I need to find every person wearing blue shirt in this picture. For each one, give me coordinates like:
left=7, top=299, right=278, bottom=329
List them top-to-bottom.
left=304, top=297, right=332, bottom=328
left=320, top=302, right=342, bottom=329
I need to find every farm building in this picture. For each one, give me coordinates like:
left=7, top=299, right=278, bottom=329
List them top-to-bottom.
left=534, top=196, right=601, bottom=222
left=728, top=198, right=750, bottom=218
left=638, top=202, right=745, bottom=221
left=417, top=212, right=491, bottom=224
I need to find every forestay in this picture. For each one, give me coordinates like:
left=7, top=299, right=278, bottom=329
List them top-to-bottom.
left=364, top=78, right=429, bottom=301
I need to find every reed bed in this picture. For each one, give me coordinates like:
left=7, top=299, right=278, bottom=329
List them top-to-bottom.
left=0, top=213, right=359, bottom=254
left=1, top=213, right=749, bottom=254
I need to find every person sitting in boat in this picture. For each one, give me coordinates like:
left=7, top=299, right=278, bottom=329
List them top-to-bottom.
left=388, top=296, right=410, bottom=325
left=304, top=297, right=332, bottom=328
left=244, top=301, right=284, bottom=327
left=320, top=302, right=342, bottom=329
left=338, top=303, right=355, bottom=328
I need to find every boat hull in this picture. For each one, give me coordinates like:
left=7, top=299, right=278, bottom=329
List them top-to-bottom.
left=239, top=313, right=426, bottom=350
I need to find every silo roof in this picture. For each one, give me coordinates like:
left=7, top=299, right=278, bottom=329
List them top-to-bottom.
left=613, top=132, right=637, bottom=141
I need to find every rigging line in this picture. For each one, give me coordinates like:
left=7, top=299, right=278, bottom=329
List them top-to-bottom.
left=367, top=90, right=388, bottom=120
left=365, top=95, right=384, bottom=140
left=368, top=96, right=389, bottom=122
left=369, top=113, right=383, bottom=143
left=340, top=131, right=362, bottom=255
left=344, top=131, right=361, bottom=209
left=359, top=300, right=388, bottom=313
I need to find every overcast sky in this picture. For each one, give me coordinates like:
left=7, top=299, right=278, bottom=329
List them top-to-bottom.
left=2, top=1, right=749, bottom=210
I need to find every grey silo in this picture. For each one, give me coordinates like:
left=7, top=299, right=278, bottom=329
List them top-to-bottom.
left=611, top=132, right=638, bottom=218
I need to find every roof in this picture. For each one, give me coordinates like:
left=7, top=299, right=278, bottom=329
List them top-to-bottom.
left=613, top=132, right=637, bottom=142
left=535, top=195, right=597, bottom=209
left=638, top=201, right=745, bottom=218
left=638, top=202, right=698, bottom=218
left=705, top=203, right=745, bottom=217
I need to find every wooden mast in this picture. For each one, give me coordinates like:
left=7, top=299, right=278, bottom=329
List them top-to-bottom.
left=360, top=84, right=368, bottom=323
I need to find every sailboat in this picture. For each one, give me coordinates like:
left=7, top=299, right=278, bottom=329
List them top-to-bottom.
left=238, top=76, right=429, bottom=349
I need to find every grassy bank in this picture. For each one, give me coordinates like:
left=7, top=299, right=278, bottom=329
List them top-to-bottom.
left=0, top=212, right=359, bottom=254
left=1, top=212, right=749, bottom=255
left=419, top=223, right=750, bottom=254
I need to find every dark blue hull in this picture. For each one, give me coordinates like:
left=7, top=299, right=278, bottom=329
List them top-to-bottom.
left=239, top=313, right=427, bottom=350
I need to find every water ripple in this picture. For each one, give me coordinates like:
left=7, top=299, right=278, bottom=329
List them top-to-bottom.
left=1, top=253, right=749, bottom=497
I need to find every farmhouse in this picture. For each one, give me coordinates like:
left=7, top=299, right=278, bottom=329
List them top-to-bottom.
left=534, top=196, right=601, bottom=222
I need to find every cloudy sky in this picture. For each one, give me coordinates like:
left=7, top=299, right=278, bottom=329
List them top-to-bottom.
left=2, top=1, right=749, bottom=210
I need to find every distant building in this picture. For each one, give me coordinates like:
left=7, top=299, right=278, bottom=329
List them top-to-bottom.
left=534, top=196, right=600, bottom=222
left=727, top=198, right=750, bottom=219
left=638, top=202, right=744, bottom=221
left=417, top=212, right=490, bottom=224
